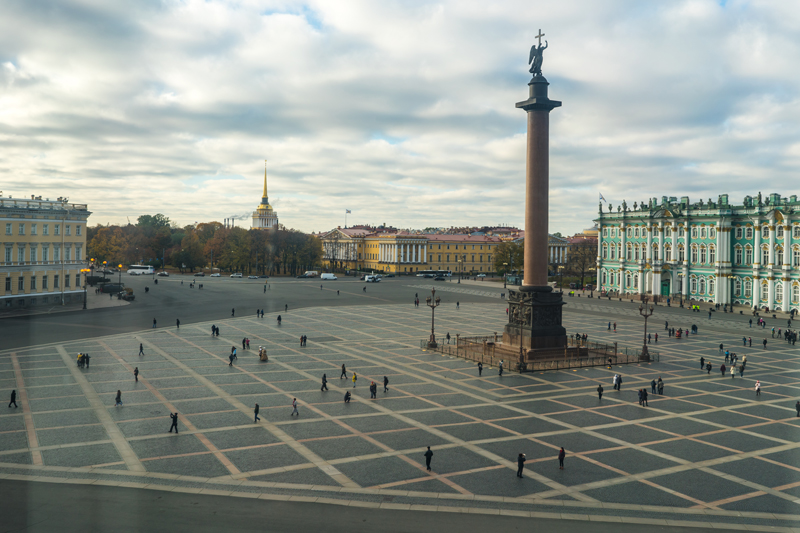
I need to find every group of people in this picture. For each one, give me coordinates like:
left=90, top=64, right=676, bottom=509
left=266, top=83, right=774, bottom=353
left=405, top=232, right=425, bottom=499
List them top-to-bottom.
left=299, top=335, right=308, bottom=346
left=75, top=353, right=91, bottom=368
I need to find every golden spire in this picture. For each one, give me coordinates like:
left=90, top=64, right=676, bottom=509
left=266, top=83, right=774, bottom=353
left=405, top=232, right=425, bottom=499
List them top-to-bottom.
left=263, top=160, right=268, bottom=199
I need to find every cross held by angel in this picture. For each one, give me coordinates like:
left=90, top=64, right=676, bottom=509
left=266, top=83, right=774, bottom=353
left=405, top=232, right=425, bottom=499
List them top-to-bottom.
left=528, top=29, right=548, bottom=76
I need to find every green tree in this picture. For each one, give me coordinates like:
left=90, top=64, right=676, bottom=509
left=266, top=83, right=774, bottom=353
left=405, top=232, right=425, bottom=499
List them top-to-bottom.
left=137, top=214, right=171, bottom=229
left=493, top=241, right=524, bottom=275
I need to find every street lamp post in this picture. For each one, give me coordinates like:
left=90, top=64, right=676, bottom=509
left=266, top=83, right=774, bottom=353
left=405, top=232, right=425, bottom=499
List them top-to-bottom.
left=457, top=257, right=462, bottom=284
left=118, top=264, right=123, bottom=295
left=558, top=265, right=564, bottom=291
left=81, top=268, right=90, bottom=309
left=677, top=273, right=684, bottom=308
left=426, top=288, right=441, bottom=348
left=639, top=296, right=654, bottom=360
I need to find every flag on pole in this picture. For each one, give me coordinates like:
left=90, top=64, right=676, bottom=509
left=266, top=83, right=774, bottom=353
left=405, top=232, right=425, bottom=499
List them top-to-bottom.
left=599, top=193, right=607, bottom=203
left=346, top=209, right=351, bottom=214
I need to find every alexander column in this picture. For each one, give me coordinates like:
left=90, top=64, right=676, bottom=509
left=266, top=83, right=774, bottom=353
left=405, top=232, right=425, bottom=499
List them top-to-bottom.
left=503, top=30, right=567, bottom=357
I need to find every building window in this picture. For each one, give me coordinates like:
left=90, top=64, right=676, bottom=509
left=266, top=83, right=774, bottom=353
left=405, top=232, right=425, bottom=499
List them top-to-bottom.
left=4, top=223, right=10, bottom=235
left=18, top=223, right=25, bottom=235
left=31, top=223, right=37, bottom=235
left=43, top=224, right=49, bottom=235
left=55, top=225, right=60, bottom=236
left=66, top=225, right=71, bottom=236
left=76, top=225, right=82, bottom=236
left=665, top=226, right=672, bottom=237
left=762, top=226, right=769, bottom=239
left=777, top=226, right=784, bottom=238
left=626, top=227, right=632, bottom=238
left=634, top=227, right=640, bottom=238
left=679, top=227, right=685, bottom=237
left=691, top=227, right=698, bottom=239
left=735, top=227, right=743, bottom=239
left=746, top=227, right=753, bottom=239
left=794, top=227, right=800, bottom=239
left=603, top=228, right=608, bottom=237
left=700, top=228, right=707, bottom=239
left=710, top=228, right=716, bottom=239
left=602, top=244, right=608, bottom=259
left=610, top=245, right=616, bottom=260
left=626, top=245, right=632, bottom=261
left=4, top=246, right=10, bottom=263
left=18, top=246, right=25, bottom=263
left=42, top=246, right=48, bottom=262
left=634, top=246, right=639, bottom=260
left=652, top=246, right=658, bottom=261
left=665, top=246, right=671, bottom=261
left=700, top=246, right=707, bottom=264
left=709, top=246, right=715, bottom=264
left=745, top=246, right=753, bottom=264
left=30, top=247, right=36, bottom=263
left=65, top=247, right=71, bottom=261
left=75, top=247, right=81, bottom=261
left=679, top=247, right=685, bottom=262
left=691, top=247, right=698, bottom=263
left=735, top=247, right=742, bottom=264
left=762, top=247, right=769, bottom=265
left=777, top=248, right=784, bottom=265
left=794, top=248, right=800, bottom=267
left=601, top=271, right=607, bottom=284
left=75, top=274, right=81, bottom=287
left=42, top=275, right=48, bottom=289
left=54, top=275, right=59, bottom=288
left=65, top=275, right=70, bottom=288
left=30, top=276, right=36, bottom=290
left=4, top=277, right=9, bottom=292
left=18, top=277, right=24, bottom=291
left=691, top=277, right=697, bottom=293
left=699, top=278, right=706, bottom=294
left=708, top=278, right=715, bottom=295
left=734, top=279, right=742, bottom=296
left=744, top=280, right=752, bottom=298
left=776, top=282, right=783, bottom=303
left=793, top=284, right=800, bottom=304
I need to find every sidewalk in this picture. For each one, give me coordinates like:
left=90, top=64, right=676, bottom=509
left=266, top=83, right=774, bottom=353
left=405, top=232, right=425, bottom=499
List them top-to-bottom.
left=0, top=288, right=129, bottom=319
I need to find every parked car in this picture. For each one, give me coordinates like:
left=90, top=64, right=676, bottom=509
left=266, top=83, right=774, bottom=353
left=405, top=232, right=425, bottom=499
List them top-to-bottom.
left=157, top=271, right=170, bottom=277
left=194, top=272, right=205, bottom=277
left=210, top=273, right=221, bottom=277
left=230, top=273, right=242, bottom=278
left=296, top=273, right=309, bottom=278
left=320, top=273, right=337, bottom=280
left=476, top=273, right=486, bottom=278
left=385, top=274, right=395, bottom=278
left=247, top=275, right=259, bottom=279
left=365, top=275, right=380, bottom=283
left=434, top=276, right=445, bottom=281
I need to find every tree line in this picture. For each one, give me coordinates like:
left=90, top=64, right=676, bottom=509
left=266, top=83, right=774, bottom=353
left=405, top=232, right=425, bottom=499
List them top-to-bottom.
left=87, top=214, right=323, bottom=276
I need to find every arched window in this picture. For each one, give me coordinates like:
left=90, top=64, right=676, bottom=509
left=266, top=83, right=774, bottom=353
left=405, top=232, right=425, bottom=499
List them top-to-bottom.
left=665, top=226, right=672, bottom=237
left=679, top=226, right=685, bottom=237
left=762, top=226, right=769, bottom=239
left=777, top=226, right=784, bottom=238
left=794, top=226, right=800, bottom=239
left=626, top=227, right=632, bottom=238
left=634, top=227, right=640, bottom=238
left=691, top=227, right=698, bottom=239
left=700, top=227, right=707, bottom=239
left=710, top=227, right=716, bottom=239
left=735, top=227, right=743, bottom=239
left=745, top=227, right=753, bottom=239
left=602, top=243, right=608, bottom=259
left=610, top=244, right=616, bottom=260
left=626, top=244, right=632, bottom=261
left=652, top=245, right=659, bottom=261
left=665, top=245, right=672, bottom=262
left=634, top=246, right=640, bottom=260
left=679, top=246, right=685, bottom=262
left=691, top=246, right=698, bottom=263
left=699, top=246, right=707, bottom=264
left=709, top=246, right=716, bottom=264
left=745, top=246, right=753, bottom=264
left=761, top=246, right=769, bottom=265
left=735, top=247, right=742, bottom=265
left=776, top=247, right=784, bottom=266
left=794, top=247, right=800, bottom=267
left=601, top=271, right=607, bottom=285
left=625, top=273, right=631, bottom=288
left=690, top=277, right=698, bottom=293
left=699, top=277, right=706, bottom=294
left=709, top=278, right=715, bottom=295
left=734, top=278, right=742, bottom=296
left=744, top=280, right=752, bottom=298
left=761, top=281, right=769, bottom=302
left=776, top=282, right=783, bottom=303
left=793, top=284, right=800, bottom=304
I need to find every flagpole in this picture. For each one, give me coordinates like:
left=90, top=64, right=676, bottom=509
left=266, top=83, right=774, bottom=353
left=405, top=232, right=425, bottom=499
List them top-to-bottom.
left=345, top=210, right=347, bottom=229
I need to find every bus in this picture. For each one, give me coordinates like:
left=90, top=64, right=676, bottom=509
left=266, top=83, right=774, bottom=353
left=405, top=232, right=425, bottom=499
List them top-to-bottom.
left=127, top=265, right=155, bottom=276
left=415, top=269, right=452, bottom=278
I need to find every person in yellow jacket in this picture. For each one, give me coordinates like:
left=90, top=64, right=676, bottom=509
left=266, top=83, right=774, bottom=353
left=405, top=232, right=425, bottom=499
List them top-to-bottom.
left=352, top=372, right=358, bottom=388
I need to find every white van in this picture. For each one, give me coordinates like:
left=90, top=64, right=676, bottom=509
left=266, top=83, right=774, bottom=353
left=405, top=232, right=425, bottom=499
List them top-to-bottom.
left=320, top=273, right=337, bottom=280
left=365, top=275, right=380, bottom=283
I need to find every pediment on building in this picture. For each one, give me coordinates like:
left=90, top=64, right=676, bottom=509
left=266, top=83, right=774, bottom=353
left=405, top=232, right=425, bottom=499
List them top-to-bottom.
left=651, top=208, right=679, bottom=219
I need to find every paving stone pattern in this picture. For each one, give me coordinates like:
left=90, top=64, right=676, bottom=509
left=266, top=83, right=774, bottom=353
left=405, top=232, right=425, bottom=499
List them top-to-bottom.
left=2, top=303, right=800, bottom=530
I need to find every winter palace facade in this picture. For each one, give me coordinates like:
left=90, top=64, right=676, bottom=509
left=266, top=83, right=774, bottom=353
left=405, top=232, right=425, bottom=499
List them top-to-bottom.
left=595, top=193, right=800, bottom=312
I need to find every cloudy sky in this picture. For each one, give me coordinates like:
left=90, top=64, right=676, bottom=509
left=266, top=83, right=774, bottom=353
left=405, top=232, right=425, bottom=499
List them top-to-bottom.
left=2, top=0, right=799, bottom=235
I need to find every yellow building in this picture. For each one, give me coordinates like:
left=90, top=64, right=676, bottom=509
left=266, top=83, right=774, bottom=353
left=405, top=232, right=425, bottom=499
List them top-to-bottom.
left=251, top=163, right=279, bottom=230
left=0, top=196, right=91, bottom=308
left=320, top=227, right=501, bottom=274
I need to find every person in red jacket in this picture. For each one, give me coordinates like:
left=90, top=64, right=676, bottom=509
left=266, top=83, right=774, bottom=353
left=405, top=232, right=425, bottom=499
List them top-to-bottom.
left=558, top=447, right=566, bottom=469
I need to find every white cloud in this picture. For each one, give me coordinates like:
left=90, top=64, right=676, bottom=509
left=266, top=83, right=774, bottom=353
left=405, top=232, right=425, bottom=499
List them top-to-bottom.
left=1, top=0, right=800, bottom=236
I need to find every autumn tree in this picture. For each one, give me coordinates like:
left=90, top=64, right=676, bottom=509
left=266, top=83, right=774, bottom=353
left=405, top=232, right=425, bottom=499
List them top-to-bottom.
left=493, top=241, right=524, bottom=276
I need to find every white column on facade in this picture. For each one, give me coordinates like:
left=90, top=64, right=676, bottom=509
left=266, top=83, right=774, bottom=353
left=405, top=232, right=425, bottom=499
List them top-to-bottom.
left=753, top=221, right=761, bottom=269
left=597, top=223, right=603, bottom=261
left=619, top=223, right=626, bottom=266
left=657, top=223, right=664, bottom=262
left=671, top=224, right=678, bottom=264
left=769, top=224, right=776, bottom=267
left=646, top=225, right=653, bottom=262
left=784, top=225, right=791, bottom=267
left=423, top=245, right=427, bottom=264
left=682, top=266, right=689, bottom=297
left=637, top=267, right=644, bottom=294
left=753, top=277, right=760, bottom=308
left=768, top=277, right=775, bottom=310
left=783, top=278, right=790, bottom=312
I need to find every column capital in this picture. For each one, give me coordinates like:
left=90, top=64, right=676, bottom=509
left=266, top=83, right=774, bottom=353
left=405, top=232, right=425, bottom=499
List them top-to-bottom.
left=516, top=76, right=562, bottom=112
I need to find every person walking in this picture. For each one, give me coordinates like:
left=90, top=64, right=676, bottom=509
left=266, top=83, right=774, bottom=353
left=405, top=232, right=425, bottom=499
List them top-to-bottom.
left=285, top=304, right=288, bottom=312
left=231, top=308, right=235, bottom=317
left=152, top=318, right=157, bottom=328
left=176, top=318, right=180, bottom=329
left=608, top=322, right=612, bottom=331
left=613, top=322, right=616, bottom=332
left=446, top=332, right=451, bottom=344
left=743, top=336, right=747, bottom=346
left=749, top=337, right=752, bottom=347
left=242, top=338, right=247, bottom=350
left=763, top=338, right=768, bottom=350
left=139, top=343, right=144, bottom=356
left=719, top=343, right=724, bottom=353
left=229, top=352, right=234, bottom=366
left=84, top=353, right=90, bottom=369
left=700, top=356, right=705, bottom=369
left=499, top=360, right=504, bottom=376
left=478, top=362, right=483, bottom=376
left=706, top=362, right=712, bottom=374
left=720, top=363, right=726, bottom=376
left=340, top=364, right=347, bottom=379
left=731, top=366, right=736, bottom=379
left=134, top=367, right=139, bottom=383
left=352, top=372, right=358, bottom=388
left=321, top=374, right=328, bottom=391
left=612, top=374, right=618, bottom=391
left=617, top=375, right=623, bottom=391
left=383, top=376, right=389, bottom=393
left=657, top=377, right=664, bottom=395
left=651, top=379, right=656, bottom=394
left=369, top=381, right=377, bottom=399
left=755, top=381, right=761, bottom=396
left=597, top=384, right=603, bottom=400
left=642, top=388, right=648, bottom=406
left=638, top=389, right=643, bottom=406
left=8, top=390, right=17, bottom=408
left=115, top=390, right=123, bottom=407
left=344, top=391, right=351, bottom=403
left=290, top=398, right=299, bottom=416
left=796, top=400, right=799, bottom=417
left=254, top=403, right=260, bottom=423
left=169, top=412, right=179, bottom=433
left=424, top=447, right=433, bottom=471
left=558, top=447, right=566, bottom=469
left=517, top=453, right=526, bottom=478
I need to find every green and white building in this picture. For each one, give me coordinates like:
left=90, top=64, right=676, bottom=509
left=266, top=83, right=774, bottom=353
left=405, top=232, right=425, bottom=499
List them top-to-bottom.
left=595, top=193, right=800, bottom=311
